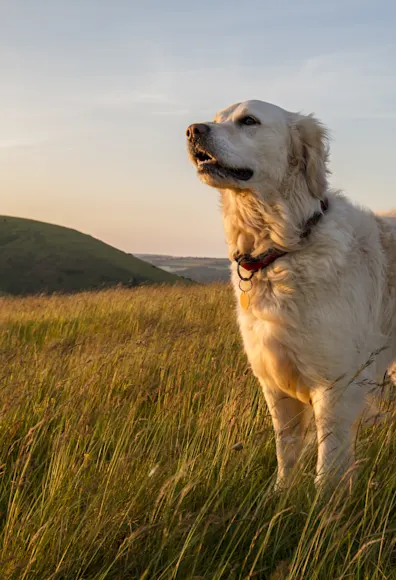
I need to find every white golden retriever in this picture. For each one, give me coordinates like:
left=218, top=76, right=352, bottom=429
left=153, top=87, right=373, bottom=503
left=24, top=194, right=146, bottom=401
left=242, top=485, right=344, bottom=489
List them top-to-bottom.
left=186, top=100, right=396, bottom=490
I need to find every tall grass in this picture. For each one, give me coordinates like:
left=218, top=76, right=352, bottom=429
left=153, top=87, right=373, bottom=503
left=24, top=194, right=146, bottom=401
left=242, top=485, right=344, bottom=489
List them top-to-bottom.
left=0, top=284, right=394, bottom=579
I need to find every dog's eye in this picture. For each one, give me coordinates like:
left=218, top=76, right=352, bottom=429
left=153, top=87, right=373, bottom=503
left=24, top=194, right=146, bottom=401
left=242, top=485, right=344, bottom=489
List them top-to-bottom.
left=239, top=116, right=260, bottom=126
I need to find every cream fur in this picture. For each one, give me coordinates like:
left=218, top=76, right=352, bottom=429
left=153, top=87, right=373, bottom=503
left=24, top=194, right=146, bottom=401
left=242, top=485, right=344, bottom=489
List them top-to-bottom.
left=186, top=100, right=396, bottom=490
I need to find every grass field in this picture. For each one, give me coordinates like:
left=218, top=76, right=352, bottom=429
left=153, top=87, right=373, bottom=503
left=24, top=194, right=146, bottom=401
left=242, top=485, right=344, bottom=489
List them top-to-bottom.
left=0, top=283, right=395, bottom=579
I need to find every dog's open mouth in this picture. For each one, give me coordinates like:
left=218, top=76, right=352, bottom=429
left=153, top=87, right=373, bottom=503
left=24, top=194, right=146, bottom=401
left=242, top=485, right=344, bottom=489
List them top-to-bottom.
left=192, top=147, right=253, bottom=182
left=195, top=150, right=214, bottom=164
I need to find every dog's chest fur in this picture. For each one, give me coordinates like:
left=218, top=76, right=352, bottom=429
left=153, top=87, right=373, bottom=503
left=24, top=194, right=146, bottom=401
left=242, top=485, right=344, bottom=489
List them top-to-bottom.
left=223, top=191, right=330, bottom=402
left=231, top=265, right=314, bottom=403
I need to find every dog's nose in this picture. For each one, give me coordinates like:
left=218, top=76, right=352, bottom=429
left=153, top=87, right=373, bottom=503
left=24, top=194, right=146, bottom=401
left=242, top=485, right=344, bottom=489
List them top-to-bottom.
left=186, top=123, right=210, bottom=141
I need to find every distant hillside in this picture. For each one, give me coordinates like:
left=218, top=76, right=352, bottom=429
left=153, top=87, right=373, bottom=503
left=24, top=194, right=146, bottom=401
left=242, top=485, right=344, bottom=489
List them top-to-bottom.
left=0, top=216, right=186, bottom=295
left=137, top=254, right=230, bottom=283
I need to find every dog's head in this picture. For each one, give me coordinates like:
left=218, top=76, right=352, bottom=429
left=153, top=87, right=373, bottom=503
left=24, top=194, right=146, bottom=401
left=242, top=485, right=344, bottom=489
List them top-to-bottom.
left=186, top=100, right=329, bottom=201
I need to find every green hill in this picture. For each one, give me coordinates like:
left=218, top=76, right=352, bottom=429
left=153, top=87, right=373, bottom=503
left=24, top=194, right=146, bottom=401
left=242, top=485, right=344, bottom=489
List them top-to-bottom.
left=0, top=216, right=185, bottom=295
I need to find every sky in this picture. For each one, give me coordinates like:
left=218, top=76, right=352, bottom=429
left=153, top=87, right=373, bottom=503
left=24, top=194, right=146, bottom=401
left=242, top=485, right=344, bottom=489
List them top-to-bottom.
left=1, top=0, right=396, bottom=257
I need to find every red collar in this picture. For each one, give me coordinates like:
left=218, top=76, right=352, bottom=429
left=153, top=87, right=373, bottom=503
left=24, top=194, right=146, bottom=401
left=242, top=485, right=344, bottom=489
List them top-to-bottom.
left=236, top=198, right=329, bottom=281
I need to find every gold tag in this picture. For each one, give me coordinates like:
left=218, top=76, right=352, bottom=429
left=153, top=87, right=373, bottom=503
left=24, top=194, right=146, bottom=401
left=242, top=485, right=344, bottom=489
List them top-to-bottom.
left=240, top=292, right=250, bottom=310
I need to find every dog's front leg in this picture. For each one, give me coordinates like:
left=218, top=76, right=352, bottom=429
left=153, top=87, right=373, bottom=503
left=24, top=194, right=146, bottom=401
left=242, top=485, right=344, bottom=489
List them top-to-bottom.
left=312, top=382, right=366, bottom=490
left=261, top=383, right=312, bottom=488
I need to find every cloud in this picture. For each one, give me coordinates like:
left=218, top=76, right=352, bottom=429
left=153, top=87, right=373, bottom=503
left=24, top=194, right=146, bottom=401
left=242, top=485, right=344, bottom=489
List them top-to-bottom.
left=1, top=47, right=395, bottom=151
left=140, top=47, right=396, bottom=122
left=88, top=91, right=177, bottom=108
left=151, top=109, right=190, bottom=116
left=0, top=135, right=70, bottom=150
left=0, top=138, right=42, bottom=149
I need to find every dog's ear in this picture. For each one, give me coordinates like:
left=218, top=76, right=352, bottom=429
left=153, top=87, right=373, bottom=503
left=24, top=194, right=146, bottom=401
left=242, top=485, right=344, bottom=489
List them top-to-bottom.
left=289, top=114, right=329, bottom=199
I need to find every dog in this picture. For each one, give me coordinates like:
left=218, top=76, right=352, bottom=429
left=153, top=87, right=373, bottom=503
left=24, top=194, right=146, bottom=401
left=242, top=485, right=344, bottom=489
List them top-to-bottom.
left=186, top=100, right=396, bottom=490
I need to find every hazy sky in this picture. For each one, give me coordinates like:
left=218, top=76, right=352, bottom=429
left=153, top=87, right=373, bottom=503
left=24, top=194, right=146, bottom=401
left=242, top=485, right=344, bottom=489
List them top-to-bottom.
left=1, top=1, right=396, bottom=257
